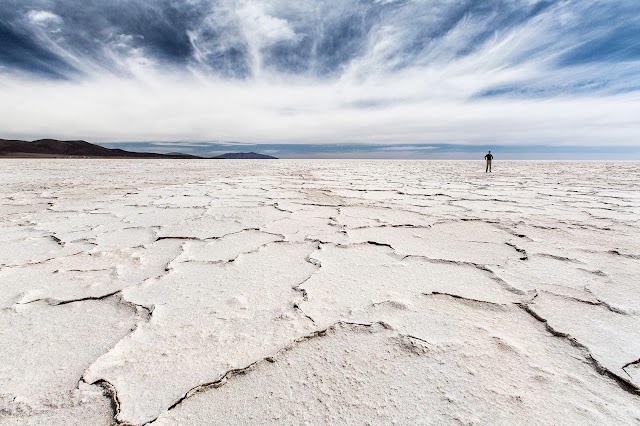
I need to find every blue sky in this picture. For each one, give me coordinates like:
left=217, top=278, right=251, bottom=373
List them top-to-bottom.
left=1, top=0, right=640, bottom=158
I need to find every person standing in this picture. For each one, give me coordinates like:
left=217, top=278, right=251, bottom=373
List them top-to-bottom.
left=485, top=151, right=493, bottom=172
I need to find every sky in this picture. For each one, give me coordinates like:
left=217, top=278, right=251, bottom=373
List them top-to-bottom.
left=1, top=0, right=640, bottom=159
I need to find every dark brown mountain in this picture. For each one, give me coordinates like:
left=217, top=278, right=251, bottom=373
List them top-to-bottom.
left=0, top=139, right=277, bottom=159
left=0, top=139, right=201, bottom=158
left=211, top=152, right=277, bottom=159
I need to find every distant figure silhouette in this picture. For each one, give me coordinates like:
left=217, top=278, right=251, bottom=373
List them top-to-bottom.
left=485, top=151, right=493, bottom=173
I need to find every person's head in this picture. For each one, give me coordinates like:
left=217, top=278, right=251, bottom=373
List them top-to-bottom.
left=488, top=150, right=491, bottom=153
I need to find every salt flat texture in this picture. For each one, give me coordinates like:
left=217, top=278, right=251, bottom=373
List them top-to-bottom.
left=0, top=160, right=638, bottom=425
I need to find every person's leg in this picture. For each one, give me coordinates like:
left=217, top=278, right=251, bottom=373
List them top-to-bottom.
left=486, top=160, right=489, bottom=172
left=489, top=160, right=492, bottom=172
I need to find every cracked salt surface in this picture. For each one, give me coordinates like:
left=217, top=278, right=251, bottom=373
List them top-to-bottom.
left=0, top=160, right=639, bottom=425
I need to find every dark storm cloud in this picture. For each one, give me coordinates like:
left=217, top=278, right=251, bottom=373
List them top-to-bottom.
left=0, top=0, right=215, bottom=76
left=1, top=0, right=639, bottom=91
left=256, top=0, right=557, bottom=76
left=0, top=18, right=75, bottom=78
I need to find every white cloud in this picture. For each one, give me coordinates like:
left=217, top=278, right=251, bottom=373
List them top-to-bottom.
left=235, top=1, right=297, bottom=76
left=236, top=2, right=297, bottom=46
left=27, top=10, right=62, bottom=25
left=1, top=69, right=638, bottom=146
left=377, top=146, right=439, bottom=152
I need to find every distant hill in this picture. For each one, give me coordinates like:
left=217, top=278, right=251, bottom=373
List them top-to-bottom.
left=0, top=139, right=277, bottom=159
left=0, top=139, right=201, bottom=159
left=212, top=152, right=277, bottom=159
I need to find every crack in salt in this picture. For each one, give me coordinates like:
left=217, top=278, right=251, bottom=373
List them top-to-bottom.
left=505, top=242, right=528, bottom=261
left=401, top=255, right=527, bottom=296
left=426, top=291, right=505, bottom=306
left=516, top=303, right=640, bottom=396
left=142, top=321, right=393, bottom=424
left=623, top=358, right=640, bottom=370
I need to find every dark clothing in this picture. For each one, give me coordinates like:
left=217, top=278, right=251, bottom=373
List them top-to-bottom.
left=485, top=153, right=493, bottom=172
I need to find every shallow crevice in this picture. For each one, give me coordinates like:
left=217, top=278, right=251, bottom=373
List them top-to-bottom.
left=297, top=202, right=346, bottom=208
left=271, top=203, right=295, bottom=213
left=459, top=218, right=500, bottom=224
left=347, top=223, right=430, bottom=231
left=154, top=228, right=263, bottom=244
left=50, top=234, right=65, bottom=247
left=155, top=236, right=202, bottom=242
left=179, top=239, right=286, bottom=266
left=366, top=240, right=394, bottom=249
left=505, top=242, right=528, bottom=261
left=292, top=248, right=323, bottom=302
left=608, top=250, right=640, bottom=260
left=536, top=253, right=582, bottom=263
left=402, top=255, right=527, bottom=296
left=54, top=267, right=111, bottom=273
left=577, top=288, right=628, bottom=315
left=542, top=289, right=626, bottom=315
left=19, top=290, right=122, bottom=307
left=17, top=291, right=155, bottom=322
left=425, top=291, right=506, bottom=307
left=293, top=303, right=315, bottom=324
left=517, top=303, right=640, bottom=396
left=144, top=321, right=389, bottom=425
left=623, top=358, right=640, bottom=370
left=85, top=379, right=131, bottom=426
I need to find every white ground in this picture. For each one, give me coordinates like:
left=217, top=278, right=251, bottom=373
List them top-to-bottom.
left=0, top=160, right=639, bottom=425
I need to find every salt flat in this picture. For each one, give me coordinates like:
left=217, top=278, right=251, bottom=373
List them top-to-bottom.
left=0, top=160, right=639, bottom=425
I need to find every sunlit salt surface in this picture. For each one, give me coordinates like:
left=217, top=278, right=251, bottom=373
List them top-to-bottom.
left=1, top=160, right=639, bottom=425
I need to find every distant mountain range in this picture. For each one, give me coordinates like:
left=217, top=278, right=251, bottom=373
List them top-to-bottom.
left=0, top=139, right=277, bottom=159
left=213, top=152, right=276, bottom=159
